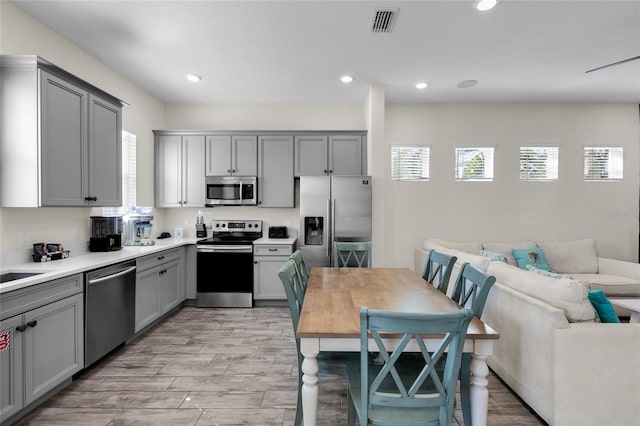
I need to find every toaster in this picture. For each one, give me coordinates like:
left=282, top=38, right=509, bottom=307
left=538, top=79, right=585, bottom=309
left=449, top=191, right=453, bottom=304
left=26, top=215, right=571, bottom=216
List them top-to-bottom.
left=268, top=226, right=288, bottom=239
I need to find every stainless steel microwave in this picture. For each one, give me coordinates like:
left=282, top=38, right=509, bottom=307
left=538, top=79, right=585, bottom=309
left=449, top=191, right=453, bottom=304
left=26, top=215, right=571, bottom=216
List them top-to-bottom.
left=205, top=176, right=257, bottom=206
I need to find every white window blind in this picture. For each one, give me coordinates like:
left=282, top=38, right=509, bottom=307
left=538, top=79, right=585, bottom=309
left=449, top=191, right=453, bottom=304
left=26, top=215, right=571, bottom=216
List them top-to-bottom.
left=102, top=131, right=137, bottom=215
left=391, top=146, right=430, bottom=181
left=454, top=147, right=494, bottom=181
left=520, top=147, right=559, bottom=181
left=584, top=147, right=623, bottom=181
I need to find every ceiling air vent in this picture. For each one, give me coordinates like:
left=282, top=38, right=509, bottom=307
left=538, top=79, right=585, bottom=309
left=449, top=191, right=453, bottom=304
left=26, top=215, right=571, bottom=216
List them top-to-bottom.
left=370, top=9, right=397, bottom=34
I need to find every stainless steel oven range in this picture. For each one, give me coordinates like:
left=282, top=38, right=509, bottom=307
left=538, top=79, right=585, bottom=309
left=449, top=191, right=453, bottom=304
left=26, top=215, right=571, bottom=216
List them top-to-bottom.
left=196, top=220, right=263, bottom=308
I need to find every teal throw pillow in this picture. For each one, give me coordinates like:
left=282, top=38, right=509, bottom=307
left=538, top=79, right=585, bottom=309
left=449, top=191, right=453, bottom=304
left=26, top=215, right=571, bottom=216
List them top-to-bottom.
left=512, top=248, right=551, bottom=272
left=480, top=250, right=508, bottom=263
left=525, top=264, right=566, bottom=279
left=587, top=290, right=620, bottom=323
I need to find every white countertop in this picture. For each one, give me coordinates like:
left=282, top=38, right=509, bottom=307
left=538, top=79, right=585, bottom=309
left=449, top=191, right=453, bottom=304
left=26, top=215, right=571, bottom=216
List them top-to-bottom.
left=254, top=236, right=298, bottom=245
left=0, top=237, right=199, bottom=294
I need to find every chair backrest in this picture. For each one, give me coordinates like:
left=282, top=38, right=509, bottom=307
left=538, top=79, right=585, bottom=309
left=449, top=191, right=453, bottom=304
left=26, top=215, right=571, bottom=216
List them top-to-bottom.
left=333, top=241, right=371, bottom=268
left=288, top=250, right=310, bottom=293
left=422, top=250, right=457, bottom=295
left=277, top=260, right=306, bottom=355
left=451, top=263, right=496, bottom=317
left=359, top=307, right=474, bottom=426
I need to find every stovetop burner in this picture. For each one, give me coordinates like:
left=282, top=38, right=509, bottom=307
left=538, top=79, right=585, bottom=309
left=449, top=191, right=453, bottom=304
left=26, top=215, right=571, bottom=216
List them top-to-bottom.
left=197, top=220, right=262, bottom=245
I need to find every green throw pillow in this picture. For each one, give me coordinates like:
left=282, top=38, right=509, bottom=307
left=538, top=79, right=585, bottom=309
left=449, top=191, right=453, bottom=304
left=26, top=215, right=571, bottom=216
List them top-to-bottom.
left=512, top=248, right=551, bottom=272
left=588, top=290, right=620, bottom=323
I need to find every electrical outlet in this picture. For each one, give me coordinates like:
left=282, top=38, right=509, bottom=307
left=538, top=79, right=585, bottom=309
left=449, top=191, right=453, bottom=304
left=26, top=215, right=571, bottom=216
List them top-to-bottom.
left=19, top=231, right=30, bottom=245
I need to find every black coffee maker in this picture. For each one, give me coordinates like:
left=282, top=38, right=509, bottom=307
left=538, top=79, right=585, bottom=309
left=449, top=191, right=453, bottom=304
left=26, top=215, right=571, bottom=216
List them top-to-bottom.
left=89, top=216, right=123, bottom=252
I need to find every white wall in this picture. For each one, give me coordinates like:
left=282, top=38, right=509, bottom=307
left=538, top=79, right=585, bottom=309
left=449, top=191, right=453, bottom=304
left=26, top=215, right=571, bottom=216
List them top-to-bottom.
left=0, top=1, right=166, bottom=265
left=382, top=104, right=640, bottom=266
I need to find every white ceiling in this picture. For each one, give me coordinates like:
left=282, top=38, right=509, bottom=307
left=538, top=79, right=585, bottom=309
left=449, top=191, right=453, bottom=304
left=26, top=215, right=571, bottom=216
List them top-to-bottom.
left=13, top=0, right=640, bottom=104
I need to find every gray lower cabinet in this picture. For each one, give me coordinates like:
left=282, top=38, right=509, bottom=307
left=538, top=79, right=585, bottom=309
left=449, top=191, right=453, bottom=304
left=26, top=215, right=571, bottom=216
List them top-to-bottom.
left=258, top=135, right=294, bottom=208
left=253, top=244, right=294, bottom=300
left=135, top=249, right=184, bottom=332
left=0, top=293, right=84, bottom=423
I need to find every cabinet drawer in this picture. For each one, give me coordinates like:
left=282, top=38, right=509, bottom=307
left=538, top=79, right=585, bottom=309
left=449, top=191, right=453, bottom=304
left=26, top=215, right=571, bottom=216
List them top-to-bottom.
left=254, top=245, right=293, bottom=256
left=136, top=248, right=180, bottom=272
left=0, top=274, right=83, bottom=321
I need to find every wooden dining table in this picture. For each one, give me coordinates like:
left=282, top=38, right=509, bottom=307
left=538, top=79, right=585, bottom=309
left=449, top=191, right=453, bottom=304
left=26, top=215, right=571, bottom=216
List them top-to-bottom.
left=296, top=267, right=500, bottom=426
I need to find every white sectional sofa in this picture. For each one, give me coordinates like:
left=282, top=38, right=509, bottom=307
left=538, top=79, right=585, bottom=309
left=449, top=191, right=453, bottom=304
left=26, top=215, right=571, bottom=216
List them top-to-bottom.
left=414, top=238, right=640, bottom=425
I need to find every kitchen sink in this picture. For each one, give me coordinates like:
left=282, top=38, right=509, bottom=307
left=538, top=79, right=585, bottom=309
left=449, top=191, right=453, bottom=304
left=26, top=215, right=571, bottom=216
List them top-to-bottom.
left=0, top=272, right=43, bottom=283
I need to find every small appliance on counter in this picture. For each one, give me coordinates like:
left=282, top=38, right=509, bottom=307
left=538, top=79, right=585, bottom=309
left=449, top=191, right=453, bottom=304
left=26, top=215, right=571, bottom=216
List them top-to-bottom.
left=123, top=206, right=155, bottom=246
left=196, top=215, right=207, bottom=238
left=89, top=216, right=123, bottom=252
left=268, top=226, right=288, bottom=239
left=33, top=242, right=70, bottom=262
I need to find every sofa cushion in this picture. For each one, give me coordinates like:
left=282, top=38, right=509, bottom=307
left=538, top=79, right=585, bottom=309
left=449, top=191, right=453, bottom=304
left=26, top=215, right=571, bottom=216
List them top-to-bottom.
left=425, top=238, right=482, bottom=254
left=536, top=239, right=598, bottom=274
left=482, top=240, right=537, bottom=266
left=512, top=248, right=552, bottom=272
left=487, top=261, right=596, bottom=322
left=568, top=273, right=640, bottom=297
left=587, top=290, right=620, bottom=323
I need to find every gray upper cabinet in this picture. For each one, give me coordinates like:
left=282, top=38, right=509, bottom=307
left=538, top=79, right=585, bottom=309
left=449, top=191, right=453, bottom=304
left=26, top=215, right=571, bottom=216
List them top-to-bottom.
left=0, top=56, right=123, bottom=207
left=155, top=134, right=205, bottom=208
left=295, top=134, right=366, bottom=176
left=206, top=135, right=257, bottom=176
left=258, top=135, right=294, bottom=208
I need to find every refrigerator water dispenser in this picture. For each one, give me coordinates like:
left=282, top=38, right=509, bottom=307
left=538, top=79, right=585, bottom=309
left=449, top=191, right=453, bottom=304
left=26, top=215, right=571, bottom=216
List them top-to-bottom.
left=304, top=217, right=324, bottom=245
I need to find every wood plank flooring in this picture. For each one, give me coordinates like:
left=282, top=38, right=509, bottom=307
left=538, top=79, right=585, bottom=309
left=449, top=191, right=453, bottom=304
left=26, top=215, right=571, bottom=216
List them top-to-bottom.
left=16, top=307, right=546, bottom=425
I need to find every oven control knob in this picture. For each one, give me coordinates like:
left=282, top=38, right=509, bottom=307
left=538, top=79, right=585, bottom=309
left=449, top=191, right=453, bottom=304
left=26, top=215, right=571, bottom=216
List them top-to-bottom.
left=215, top=223, right=220, bottom=228
left=222, top=223, right=226, bottom=227
left=247, top=224, right=252, bottom=228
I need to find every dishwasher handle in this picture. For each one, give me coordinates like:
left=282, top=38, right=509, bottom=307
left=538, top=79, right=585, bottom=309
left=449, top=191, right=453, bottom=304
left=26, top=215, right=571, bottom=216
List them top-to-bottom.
left=88, top=265, right=137, bottom=285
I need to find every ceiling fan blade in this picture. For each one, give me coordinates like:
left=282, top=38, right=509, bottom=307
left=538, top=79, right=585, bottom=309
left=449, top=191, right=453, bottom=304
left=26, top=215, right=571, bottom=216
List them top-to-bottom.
left=585, top=55, right=640, bottom=74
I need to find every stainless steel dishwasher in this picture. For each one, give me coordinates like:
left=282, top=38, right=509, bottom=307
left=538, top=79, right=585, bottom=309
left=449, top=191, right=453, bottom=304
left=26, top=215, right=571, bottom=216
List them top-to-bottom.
left=85, top=261, right=136, bottom=367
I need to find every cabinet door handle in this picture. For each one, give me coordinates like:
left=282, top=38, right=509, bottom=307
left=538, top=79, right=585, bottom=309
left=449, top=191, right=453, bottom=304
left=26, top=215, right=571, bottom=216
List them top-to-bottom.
left=227, top=169, right=231, bottom=173
left=324, top=169, right=328, bottom=174
left=329, top=170, right=333, bottom=174
left=85, top=196, right=98, bottom=202
left=268, top=248, right=277, bottom=252
left=157, top=256, right=165, bottom=261
left=254, top=261, right=258, bottom=264
left=27, top=320, right=38, bottom=328
left=16, top=324, right=27, bottom=332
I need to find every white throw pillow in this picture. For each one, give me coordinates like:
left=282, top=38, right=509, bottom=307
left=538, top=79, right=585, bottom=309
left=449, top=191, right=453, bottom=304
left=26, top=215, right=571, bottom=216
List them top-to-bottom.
left=536, top=239, right=598, bottom=274
left=481, top=241, right=537, bottom=266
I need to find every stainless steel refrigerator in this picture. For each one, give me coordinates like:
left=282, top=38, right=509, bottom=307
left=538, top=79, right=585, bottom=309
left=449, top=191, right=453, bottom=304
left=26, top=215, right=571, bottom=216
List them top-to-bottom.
left=299, top=175, right=372, bottom=268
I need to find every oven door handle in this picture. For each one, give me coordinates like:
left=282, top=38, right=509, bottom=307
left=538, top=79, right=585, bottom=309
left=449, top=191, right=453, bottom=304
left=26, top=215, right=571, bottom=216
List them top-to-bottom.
left=197, top=245, right=253, bottom=253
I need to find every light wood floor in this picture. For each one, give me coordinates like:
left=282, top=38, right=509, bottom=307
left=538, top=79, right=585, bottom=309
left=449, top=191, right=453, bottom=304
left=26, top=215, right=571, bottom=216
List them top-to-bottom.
left=16, top=306, right=546, bottom=425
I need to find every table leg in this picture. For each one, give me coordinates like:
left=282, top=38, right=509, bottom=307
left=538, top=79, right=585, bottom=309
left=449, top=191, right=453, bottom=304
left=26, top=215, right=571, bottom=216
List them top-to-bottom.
left=300, top=338, right=320, bottom=426
left=469, top=340, right=493, bottom=426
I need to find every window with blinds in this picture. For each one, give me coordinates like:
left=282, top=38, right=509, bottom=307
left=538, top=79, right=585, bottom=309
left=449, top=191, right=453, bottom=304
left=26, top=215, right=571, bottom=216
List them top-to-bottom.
left=102, top=131, right=137, bottom=215
left=391, top=146, right=430, bottom=181
left=454, top=147, right=494, bottom=181
left=520, top=147, right=559, bottom=181
left=584, top=147, right=623, bottom=181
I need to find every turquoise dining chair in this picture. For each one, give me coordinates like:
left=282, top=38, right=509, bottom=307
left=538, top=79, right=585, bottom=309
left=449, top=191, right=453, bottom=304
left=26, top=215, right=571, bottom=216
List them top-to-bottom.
left=333, top=241, right=372, bottom=268
left=288, top=250, right=310, bottom=293
left=422, top=250, right=458, bottom=295
left=277, top=260, right=357, bottom=426
left=450, top=263, right=496, bottom=426
left=346, top=307, right=474, bottom=426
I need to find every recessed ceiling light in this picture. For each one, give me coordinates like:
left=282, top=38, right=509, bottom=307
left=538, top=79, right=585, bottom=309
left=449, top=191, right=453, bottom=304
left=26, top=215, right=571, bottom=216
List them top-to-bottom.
left=475, top=0, right=498, bottom=11
left=186, top=74, right=202, bottom=83
left=340, top=75, right=354, bottom=84
left=457, top=80, right=478, bottom=89
left=415, top=82, right=428, bottom=90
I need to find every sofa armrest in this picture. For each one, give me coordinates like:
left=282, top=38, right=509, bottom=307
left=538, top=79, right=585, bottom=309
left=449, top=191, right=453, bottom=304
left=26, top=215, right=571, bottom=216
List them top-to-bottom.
left=415, top=247, right=429, bottom=275
left=597, top=257, right=640, bottom=279
left=553, top=323, right=640, bottom=425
